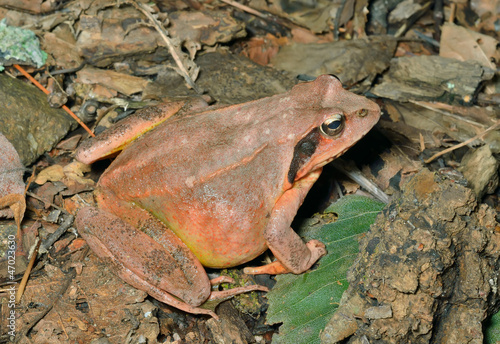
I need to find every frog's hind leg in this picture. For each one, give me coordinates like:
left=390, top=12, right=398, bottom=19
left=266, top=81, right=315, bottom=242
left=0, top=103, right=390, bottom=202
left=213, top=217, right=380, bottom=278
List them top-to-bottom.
left=76, top=189, right=267, bottom=318
left=76, top=205, right=213, bottom=305
left=77, top=207, right=218, bottom=317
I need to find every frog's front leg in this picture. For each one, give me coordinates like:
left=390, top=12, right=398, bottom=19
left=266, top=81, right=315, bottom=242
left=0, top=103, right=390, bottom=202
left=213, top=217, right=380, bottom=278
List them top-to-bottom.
left=76, top=98, right=207, bottom=164
left=245, top=169, right=327, bottom=275
left=76, top=189, right=267, bottom=319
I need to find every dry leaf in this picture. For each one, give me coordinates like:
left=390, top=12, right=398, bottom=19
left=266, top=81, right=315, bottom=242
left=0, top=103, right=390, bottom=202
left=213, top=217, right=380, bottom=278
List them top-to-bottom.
left=440, top=22, right=498, bottom=70
left=242, top=34, right=287, bottom=65
left=76, top=66, right=149, bottom=96
left=0, top=133, right=26, bottom=233
left=63, top=161, right=95, bottom=186
left=35, top=164, right=64, bottom=184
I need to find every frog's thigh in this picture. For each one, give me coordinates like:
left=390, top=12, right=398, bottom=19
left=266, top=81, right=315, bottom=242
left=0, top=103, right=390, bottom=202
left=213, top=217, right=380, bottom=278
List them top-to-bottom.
left=263, top=169, right=327, bottom=274
left=76, top=204, right=211, bottom=307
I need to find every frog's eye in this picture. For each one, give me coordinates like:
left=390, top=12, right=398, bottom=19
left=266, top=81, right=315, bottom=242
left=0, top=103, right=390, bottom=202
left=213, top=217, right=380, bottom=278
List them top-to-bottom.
left=320, top=114, right=344, bottom=137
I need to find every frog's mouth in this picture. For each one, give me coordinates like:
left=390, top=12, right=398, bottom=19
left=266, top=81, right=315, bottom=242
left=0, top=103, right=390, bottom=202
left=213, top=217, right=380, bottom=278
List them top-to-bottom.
left=290, top=124, right=375, bottom=183
left=315, top=143, right=354, bottom=168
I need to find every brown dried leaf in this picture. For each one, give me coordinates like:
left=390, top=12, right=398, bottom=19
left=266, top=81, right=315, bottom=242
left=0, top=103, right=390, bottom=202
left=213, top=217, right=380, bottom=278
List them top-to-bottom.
left=169, top=11, right=246, bottom=46
left=440, top=22, right=498, bottom=70
left=42, top=32, right=82, bottom=69
left=242, top=35, right=287, bottom=65
left=76, top=66, right=149, bottom=96
left=0, top=133, right=26, bottom=232
left=35, top=165, right=64, bottom=185
left=0, top=194, right=26, bottom=234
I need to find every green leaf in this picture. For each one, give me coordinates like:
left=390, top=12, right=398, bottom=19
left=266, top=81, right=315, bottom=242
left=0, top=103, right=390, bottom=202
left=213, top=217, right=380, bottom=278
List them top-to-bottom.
left=267, top=195, right=384, bottom=344
left=485, top=311, right=500, bottom=343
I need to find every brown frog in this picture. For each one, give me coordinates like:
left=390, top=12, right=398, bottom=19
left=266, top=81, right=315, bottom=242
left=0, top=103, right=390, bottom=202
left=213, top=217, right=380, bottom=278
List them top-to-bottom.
left=75, top=75, right=381, bottom=318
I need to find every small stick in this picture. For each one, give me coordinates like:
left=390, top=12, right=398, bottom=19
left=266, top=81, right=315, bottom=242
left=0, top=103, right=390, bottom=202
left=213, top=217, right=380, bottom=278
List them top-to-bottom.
left=220, top=0, right=267, bottom=18
left=130, top=1, right=203, bottom=94
left=13, top=64, right=95, bottom=137
left=424, top=120, right=500, bottom=163
left=26, top=191, right=65, bottom=212
left=39, top=214, right=75, bottom=254
left=16, top=239, right=41, bottom=303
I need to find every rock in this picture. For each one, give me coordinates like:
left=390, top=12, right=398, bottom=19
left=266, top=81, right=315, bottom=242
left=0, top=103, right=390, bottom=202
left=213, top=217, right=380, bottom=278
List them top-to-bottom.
left=371, top=56, right=495, bottom=104
left=0, top=74, right=75, bottom=165
left=459, top=145, right=499, bottom=198
left=321, top=169, right=500, bottom=344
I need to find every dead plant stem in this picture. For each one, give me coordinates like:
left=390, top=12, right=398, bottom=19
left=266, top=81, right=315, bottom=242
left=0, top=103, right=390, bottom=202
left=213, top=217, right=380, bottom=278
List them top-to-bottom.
left=424, top=120, right=500, bottom=163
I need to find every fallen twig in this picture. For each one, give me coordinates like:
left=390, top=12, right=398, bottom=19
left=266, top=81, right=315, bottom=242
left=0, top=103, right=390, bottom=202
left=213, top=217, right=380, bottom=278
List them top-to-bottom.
left=220, top=0, right=267, bottom=19
left=129, top=1, right=203, bottom=94
left=13, top=64, right=95, bottom=137
left=424, top=120, right=500, bottom=163
left=39, top=214, right=75, bottom=254
left=16, top=239, right=41, bottom=303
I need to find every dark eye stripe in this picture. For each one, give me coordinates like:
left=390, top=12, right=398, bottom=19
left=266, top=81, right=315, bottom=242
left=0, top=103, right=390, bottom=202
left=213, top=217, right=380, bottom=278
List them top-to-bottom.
left=287, top=128, right=320, bottom=184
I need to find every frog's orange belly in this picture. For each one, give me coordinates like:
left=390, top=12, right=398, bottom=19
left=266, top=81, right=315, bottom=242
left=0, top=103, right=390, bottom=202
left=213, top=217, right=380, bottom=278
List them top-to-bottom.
left=143, top=194, right=270, bottom=268
left=162, top=218, right=267, bottom=268
left=178, top=230, right=268, bottom=268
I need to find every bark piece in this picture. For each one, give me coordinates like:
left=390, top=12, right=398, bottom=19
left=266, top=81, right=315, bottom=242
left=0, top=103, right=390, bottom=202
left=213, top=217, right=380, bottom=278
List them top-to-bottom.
left=0, top=0, right=61, bottom=14
left=76, top=7, right=245, bottom=66
left=169, top=11, right=246, bottom=46
left=271, top=36, right=397, bottom=90
left=145, top=51, right=297, bottom=103
left=371, top=56, right=495, bottom=104
left=76, top=66, right=149, bottom=96
left=459, top=145, right=499, bottom=198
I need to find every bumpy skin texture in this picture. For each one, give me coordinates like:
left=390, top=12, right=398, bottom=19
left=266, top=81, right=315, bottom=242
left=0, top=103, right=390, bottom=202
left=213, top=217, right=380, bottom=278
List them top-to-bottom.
left=75, top=75, right=381, bottom=315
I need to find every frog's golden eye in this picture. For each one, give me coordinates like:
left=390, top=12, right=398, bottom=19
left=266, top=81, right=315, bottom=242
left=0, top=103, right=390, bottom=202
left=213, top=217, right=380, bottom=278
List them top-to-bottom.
left=356, top=108, right=368, bottom=117
left=320, top=114, right=344, bottom=137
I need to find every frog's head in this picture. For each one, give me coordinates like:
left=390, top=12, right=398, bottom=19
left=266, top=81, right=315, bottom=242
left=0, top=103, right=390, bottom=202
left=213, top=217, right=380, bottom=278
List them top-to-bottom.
left=286, top=75, right=381, bottom=184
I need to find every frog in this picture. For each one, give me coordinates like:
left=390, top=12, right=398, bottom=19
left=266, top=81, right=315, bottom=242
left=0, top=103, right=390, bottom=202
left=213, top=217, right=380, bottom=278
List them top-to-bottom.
left=75, top=75, right=381, bottom=318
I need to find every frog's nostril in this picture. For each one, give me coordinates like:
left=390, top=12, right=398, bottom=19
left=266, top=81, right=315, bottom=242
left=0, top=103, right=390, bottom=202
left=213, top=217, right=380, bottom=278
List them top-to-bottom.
left=356, top=108, right=368, bottom=117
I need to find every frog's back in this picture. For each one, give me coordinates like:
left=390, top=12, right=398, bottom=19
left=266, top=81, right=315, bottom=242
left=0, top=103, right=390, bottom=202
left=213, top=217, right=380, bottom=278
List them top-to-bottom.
left=98, top=99, right=295, bottom=267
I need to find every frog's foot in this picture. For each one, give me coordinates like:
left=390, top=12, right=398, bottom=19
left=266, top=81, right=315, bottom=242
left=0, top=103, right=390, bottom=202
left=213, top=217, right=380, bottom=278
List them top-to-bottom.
left=263, top=169, right=328, bottom=274
left=305, top=239, right=327, bottom=266
left=245, top=240, right=326, bottom=275
left=243, top=261, right=290, bottom=275
left=208, top=276, right=268, bottom=301
left=210, top=276, right=235, bottom=285
left=208, top=284, right=269, bottom=302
